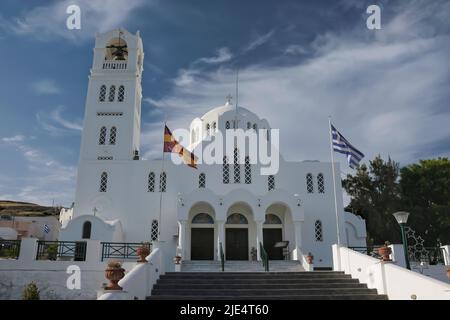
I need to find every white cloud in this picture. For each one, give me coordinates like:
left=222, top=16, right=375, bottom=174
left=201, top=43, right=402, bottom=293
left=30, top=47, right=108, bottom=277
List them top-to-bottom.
left=0, top=0, right=149, bottom=42
left=242, top=30, right=275, bottom=52
left=285, top=45, right=308, bottom=55
left=196, top=47, right=233, bottom=64
left=31, top=79, right=61, bottom=95
left=37, top=106, right=83, bottom=136
left=1, top=135, right=26, bottom=143
left=0, top=139, right=77, bottom=206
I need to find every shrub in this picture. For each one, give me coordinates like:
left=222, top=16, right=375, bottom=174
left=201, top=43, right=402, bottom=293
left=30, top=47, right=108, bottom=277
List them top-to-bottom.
left=22, top=282, right=40, bottom=300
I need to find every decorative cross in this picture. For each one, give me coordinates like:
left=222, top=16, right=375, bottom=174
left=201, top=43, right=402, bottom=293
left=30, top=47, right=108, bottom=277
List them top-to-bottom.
left=226, top=94, right=233, bottom=104
left=93, top=207, right=98, bottom=216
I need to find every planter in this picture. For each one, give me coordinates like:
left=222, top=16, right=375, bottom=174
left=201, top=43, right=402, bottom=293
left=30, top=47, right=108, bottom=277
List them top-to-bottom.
left=136, top=246, right=150, bottom=263
left=378, top=246, right=392, bottom=262
left=306, top=253, right=314, bottom=264
left=173, top=255, right=182, bottom=265
left=104, top=266, right=125, bottom=290
left=447, top=268, right=450, bottom=279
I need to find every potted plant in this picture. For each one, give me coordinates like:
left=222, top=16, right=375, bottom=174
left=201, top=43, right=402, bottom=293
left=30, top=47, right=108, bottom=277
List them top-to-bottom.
left=378, top=241, right=392, bottom=261
left=136, top=243, right=151, bottom=263
left=46, top=244, right=58, bottom=260
left=250, top=247, right=257, bottom=261
left=306, top=252, right=314, bottom=264
left=173, top=255, right=182, bottom=264
left=104, top=261, right=125, bottom=290
left=447, top=267, right=450, bottom=279
left=22, top=282, right=40, bottom=300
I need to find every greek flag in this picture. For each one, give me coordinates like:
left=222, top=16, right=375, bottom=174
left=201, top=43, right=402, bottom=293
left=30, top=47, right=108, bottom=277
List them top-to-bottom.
left=331, top=124, right=365, bottom=169
left=43, top=224, right=50, bottom=234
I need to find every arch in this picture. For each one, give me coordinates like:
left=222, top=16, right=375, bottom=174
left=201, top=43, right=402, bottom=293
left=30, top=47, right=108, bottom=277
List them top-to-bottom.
left=105, top=37, right=128, bottom=61
left=99, top=85, right=107, bottom=102
left=108, top=85, right=116, bottom=102
left=117, top=85, right=125, bottom=102
left=225, top=121, right=230, bottom=129
left=212, top=122, right=217, bottom=132
left=247, top=122, right=251, bottom=129
left=206, top=123, right=210, bottom=136
left=252, top=123, right=258, bottom=131
left=109, top=126, right=117, bottom=145
left=99, top=127, right=107, bottom=145
left=233, top=148, right=240, bottom=183
left=223, top=156, right=229, bottom=184
left=244, top=156, right=251, bottom=184
left=99, top=172, right=108, bottom=192
left=148, top=172, right=155, bottom=192
left=159, top=172, right=167, bottom=192
left=198, top=172, right=206, bottom=188
left=306, top=173, right=314, bottom=193
left=317, top=173, right=325, bottom=193
left=268, top=175, right=275, bottom=191
left=192, top=213, right=214, bottom=224
left=226, top=213, right=248, bottom=224
left=264, top=213, right=282, bottom=225
left=151, top=220, right=158, bottom=241
left=315, top=220, right=323, bottom=241
left=82, top=221, right=92, bottom=239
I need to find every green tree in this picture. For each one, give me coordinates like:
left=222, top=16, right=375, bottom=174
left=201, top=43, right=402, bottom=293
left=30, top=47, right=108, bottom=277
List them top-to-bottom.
left=343, top=155, right=402, bottom=245
left=400, top=158, right=450, bottom=245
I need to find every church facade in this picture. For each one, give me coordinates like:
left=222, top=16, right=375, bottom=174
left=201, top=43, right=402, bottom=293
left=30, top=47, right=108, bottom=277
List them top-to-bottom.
left=59, top=29, right=367, bottom=268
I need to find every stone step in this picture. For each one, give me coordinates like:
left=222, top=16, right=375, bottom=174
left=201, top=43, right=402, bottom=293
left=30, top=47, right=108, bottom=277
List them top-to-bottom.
left=161, top=273, right=350, bottom=280
left=157, top=278, right=359, bottom=285
left=153, top=282, right=367, bottom=290
left=151, top=288, right=378, bottom=296
left=147, top=294, right=388, bottom=300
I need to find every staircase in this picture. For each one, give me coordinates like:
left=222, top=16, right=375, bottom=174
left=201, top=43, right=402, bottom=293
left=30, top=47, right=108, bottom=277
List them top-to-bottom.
left=181, top=260, right=304, bottom=272
left=148, top=271, right=388, bottom=300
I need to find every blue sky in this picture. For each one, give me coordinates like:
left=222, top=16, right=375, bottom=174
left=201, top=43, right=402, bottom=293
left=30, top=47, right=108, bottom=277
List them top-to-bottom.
left=0, top=0, right=449, bottom=206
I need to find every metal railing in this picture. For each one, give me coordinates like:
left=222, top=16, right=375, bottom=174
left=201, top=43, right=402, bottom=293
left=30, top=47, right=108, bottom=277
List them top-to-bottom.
left=102, top=60, right=127, bottom=70
left=0, top=240, right=21, bottom=259
left=36, top=241, right=86, bottom=261
left=101, top=242, right=151, bottom=261
left=219, top=242, right=224, bottom=272
left=260, top=242, right=269, bottom=272
left=348, top=246, right=383, bottom=259
left=409, top=247, right=445, bottom=265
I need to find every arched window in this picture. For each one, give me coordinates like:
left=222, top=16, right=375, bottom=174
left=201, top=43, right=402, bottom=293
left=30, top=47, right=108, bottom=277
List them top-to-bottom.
left=99, top=85, right=107, bottom=102
left=108, top=85, right=116, bottom=102
left=117, top=85, right=125, bottom=102
left=225, top=121, right=230, bottom=129
left=212, top=122, right=217, bottom=132
left=247, top=122, right=251, bottom=129
left=206, top=123, right=210, bottom=136
left=252, top=123, right=258, bottom=131
left=99, top=126, right=107, bottom=145
left=109, top=126, right=117, bottom=145
left=266, top=129, right=270, bottom=141
left=234, top=148, right=240, bottom=183
left=223, top=156, right=229, bottom=184
left=245, top=156, right=251, bottom=184
left=99, top=172, right=108, bottom=192
left=148, top=172, right=155, bottom=192
left=159, top=172, right=166, bottom=192
left=199, top=172, right=206, bottom=188
left=306, top=173, right=314, bottom=193
left=317, top=173, right=325, bottom=193
left=268, top=175, right=275, bottom=191
left=192, top=213, right=214, bottom=224
left=226, top=213, right=248, bottom=224
left=264, top=214, right=282, bottom=225
left=151, top=220, right=159, bottom=241
left=315, top=220, right=323, bottom=241
left=82, top=221, right=91, bottom=239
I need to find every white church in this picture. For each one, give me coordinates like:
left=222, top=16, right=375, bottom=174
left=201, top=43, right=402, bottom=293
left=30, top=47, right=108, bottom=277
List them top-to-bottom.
left=59, top=28, right=367, bottom=269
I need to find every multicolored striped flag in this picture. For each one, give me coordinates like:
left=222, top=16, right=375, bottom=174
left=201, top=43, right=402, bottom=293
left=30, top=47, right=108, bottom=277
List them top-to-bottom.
left=331, top=124, right=365, bottom=169
left=164, top=125, right=198, bottom=169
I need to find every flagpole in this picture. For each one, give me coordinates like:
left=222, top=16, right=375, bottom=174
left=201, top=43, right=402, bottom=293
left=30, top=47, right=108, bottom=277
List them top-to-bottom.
left=328, top=116, right=341, bottom=246
left=158, top=121, right=166, bottom=242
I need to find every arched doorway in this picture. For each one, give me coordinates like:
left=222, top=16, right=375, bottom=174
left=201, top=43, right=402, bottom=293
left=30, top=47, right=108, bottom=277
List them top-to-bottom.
left=225, top=212, right=249, bottom=260
left=190, top=213, right=215, bottom=260
left=263, top=213, right=283, bottom=260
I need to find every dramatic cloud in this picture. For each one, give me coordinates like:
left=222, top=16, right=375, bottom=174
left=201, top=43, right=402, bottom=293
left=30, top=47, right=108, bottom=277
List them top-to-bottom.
left=196, top=47, right=233, bottom=64
left=31, top=79, right=61, bottom=95
left=37, top=106, right=83, bottom=136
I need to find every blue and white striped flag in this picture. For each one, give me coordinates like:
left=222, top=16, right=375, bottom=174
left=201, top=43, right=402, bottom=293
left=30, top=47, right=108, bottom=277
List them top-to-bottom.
left=331, top=124, right=365, bottom=169
left=43, top=224, right=50, bottom=234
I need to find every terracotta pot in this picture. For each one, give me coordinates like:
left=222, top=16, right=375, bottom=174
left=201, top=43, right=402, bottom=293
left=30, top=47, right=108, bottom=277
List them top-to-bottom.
left=136, top=246, right=150, bottom=263
left=378, top=246, right=392, bottom=261
left=306, top=255, right=314, bottom=264
left=173, top=256, right=182, bottom=265
left=104, top=267, right=125, bottom=290
left=447, top=268, right=450, bottom=279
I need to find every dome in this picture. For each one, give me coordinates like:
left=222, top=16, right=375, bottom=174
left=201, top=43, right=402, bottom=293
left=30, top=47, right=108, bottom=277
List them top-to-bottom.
left=200, top=102, right=256, bottom=120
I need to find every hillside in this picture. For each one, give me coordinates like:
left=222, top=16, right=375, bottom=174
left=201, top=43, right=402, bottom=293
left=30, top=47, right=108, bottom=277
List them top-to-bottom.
left=0, top=200, right=60, bottom=217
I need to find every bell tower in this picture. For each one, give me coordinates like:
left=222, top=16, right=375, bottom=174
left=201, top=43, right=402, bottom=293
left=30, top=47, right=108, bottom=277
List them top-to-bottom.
left=79, top=28, right=144, bottom=161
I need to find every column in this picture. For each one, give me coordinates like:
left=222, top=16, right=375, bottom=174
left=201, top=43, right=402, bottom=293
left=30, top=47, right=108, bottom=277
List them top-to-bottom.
left=177, top=220, right=187, bottom=258
left=217, top=220, right=225, bottom=261
left=256, top=220, right=264, bottom=261
left=293, top=221, right=303, bottom=261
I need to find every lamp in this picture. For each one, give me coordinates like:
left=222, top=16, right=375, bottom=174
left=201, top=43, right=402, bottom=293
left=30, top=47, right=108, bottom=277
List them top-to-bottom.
left=392, top=211, right=411, bottom=270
